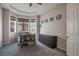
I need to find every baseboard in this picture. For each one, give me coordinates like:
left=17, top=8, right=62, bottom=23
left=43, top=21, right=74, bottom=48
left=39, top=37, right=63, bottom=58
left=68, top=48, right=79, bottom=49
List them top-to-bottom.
left=57, top=47, right=66, bottom=52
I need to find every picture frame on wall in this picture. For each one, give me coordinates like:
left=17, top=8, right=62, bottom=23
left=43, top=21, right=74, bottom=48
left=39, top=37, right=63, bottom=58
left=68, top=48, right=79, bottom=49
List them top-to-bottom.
left=56, top=14, right=62, bottom=20
left=50, top=17, right=54, bottom=22
left=45, top=19, right=48, bottom=23
left=41, top=20, right=44, bottom=24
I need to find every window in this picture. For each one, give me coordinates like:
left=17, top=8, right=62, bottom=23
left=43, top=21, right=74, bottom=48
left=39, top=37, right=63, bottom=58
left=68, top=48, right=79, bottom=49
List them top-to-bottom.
left=10, top=16, right=16, bottom=32
left=18, top=18, right=29, bottom=32
left=30, top=19, right=36, bottom=34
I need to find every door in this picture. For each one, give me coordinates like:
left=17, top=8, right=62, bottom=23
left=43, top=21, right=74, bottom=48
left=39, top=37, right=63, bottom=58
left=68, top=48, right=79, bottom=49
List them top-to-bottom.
left=67, top=4, right=78, bottom=56
left=67, top=4, right=74, bottom=56
left=77, top=4, right=79, bottom=56
left=0, top=6, right=2, bottom=47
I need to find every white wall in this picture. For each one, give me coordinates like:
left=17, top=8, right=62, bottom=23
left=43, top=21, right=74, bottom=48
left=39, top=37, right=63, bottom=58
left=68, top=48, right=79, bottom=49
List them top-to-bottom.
left=40, top=4, right=67, bottom=51
left=0, top=6, right=2, bottom=47
left=3, top=8, right=9, bottom=45
left=36, top=15, right=40, bottom=42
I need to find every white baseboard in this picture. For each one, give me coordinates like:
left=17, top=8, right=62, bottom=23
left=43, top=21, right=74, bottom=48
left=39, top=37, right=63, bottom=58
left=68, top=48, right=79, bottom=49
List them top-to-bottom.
left=57, top=46, right=66, bottom=51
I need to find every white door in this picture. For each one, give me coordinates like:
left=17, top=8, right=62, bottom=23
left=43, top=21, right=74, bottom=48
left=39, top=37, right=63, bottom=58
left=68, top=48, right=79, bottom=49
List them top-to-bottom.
left=67, top=4, right=78, bottom=56
left=67, top=4, right=74, bottom=56
left=73, top=4, right=78, bottom=56
left=77, top=4, right=79, bottom=56
left=0, top=6, right=2, bottom=47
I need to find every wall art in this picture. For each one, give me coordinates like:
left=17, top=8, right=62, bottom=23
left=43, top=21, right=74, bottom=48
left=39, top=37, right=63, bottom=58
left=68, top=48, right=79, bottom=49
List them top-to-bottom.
left=56, top=14, right=62, bottom=20
left=50, top=17, right=54, bottom=21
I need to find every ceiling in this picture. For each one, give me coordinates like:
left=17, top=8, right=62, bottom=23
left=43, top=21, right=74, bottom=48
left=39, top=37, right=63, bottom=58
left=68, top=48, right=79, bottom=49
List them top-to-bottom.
left=1, top=3, right=59, bottom=16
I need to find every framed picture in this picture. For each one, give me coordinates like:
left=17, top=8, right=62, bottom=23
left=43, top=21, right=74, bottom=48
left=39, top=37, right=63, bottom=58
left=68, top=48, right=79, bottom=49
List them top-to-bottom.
left=56, top=14, right=62, bottom=20
left=50, top=17, right=54, bottom=21
left=45, top=19, right=48, bottom=23
left=41, top=20, right=44, bottom=24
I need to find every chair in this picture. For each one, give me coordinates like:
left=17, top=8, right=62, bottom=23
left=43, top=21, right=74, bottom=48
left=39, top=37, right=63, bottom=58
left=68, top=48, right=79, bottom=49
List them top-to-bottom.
left=18, top=33, right=36, bottom=47
left=18, top=34, right=29, bottom=47
left=28, top=34, right=36, bottom=46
